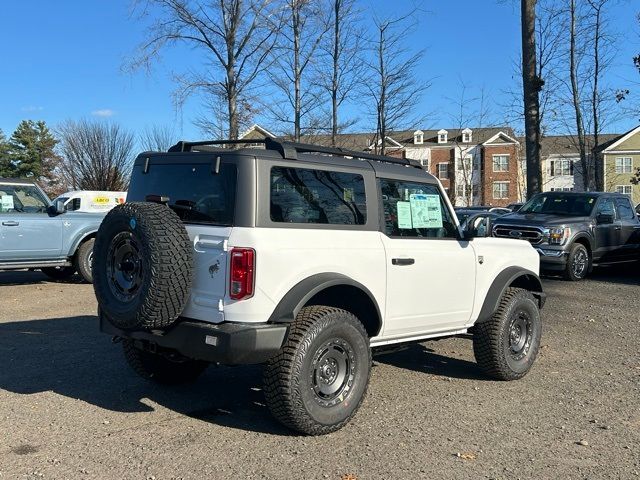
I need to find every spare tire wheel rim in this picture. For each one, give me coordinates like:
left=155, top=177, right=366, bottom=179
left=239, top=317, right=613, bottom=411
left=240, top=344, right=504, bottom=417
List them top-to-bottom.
left=107, top=232, right=144, bottom=302
left=572, top=248, right=587, bottom=277
left=508, top=310, right=533, bottom=361
left=310, top=338, right=356, bottom=407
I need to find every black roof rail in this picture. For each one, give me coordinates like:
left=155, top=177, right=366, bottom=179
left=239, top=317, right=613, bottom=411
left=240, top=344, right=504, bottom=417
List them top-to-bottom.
left=167, top=138, right=422, bottom=169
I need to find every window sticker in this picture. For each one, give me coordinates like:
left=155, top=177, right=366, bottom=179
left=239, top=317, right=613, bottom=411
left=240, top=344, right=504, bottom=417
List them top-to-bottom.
left=410, top=194, right=443, bottom=229
left=1, top=195, right=14, bottom=212
left=396, top=201, right=413, bottom=229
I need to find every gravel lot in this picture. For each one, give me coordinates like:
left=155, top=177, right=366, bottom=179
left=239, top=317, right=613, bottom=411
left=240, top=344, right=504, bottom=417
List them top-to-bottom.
left=0, top=267, right=639, bottom=479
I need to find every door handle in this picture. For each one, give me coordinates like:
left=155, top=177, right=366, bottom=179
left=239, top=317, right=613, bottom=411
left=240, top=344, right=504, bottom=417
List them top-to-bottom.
left=1, top=221, right=19, bottom=226
left=392, top=258, right=415, bottom=266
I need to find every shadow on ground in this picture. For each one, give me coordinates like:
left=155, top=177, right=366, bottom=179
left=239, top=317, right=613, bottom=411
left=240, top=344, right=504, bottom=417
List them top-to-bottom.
left=542, top=262, right=639, bottom=286
left=0, top=270, right=83, bottom=286
left=0, top=315, right=488, bottom=435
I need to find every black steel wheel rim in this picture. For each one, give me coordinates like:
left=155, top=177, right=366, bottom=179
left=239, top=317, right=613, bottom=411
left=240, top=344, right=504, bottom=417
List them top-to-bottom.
left=106, top=231, right=144, bottom=302
left=572, top=248, right=588, bottom=277
left=508, top=310, right=533, bottom=361
left=310, top=338, right=356, bottom=407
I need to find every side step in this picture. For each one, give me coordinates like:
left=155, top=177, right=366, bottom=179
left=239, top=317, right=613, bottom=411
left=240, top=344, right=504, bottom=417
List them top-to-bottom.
left=0, top=260, right=71, bottom=270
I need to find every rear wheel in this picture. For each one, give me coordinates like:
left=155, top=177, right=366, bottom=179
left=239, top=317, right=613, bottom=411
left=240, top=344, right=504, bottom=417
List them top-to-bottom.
left=75, top=238, right=95, bottom=283
left=563, top=243, right=590, bottom=281
left=41, top=266, right=76, bottom=281
left=473, top=287, right=541, bottom=381
left=263, top=306, right=371, bottom=435
left=122, top=339, right=208, bottom=384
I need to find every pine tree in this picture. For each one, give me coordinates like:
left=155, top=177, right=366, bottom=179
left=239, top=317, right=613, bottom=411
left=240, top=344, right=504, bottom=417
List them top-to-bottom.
left=8, top=120, right=62, bottom=194
left=0, top=129, right=12, bottom=177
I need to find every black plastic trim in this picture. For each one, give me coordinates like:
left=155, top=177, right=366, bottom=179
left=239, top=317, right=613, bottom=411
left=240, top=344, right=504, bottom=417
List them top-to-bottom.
left=475, top=267, right=545, bottom=324
left=267, top=272, right=383, bottom=334
left=100, top=313, right=288, bottom=365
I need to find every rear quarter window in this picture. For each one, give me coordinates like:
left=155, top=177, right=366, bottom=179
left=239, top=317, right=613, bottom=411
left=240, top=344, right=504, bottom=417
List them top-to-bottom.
left=270, top=167, right=366, bottom=225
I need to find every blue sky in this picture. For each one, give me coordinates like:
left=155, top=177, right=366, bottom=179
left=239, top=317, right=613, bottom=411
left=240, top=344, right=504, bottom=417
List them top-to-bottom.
left=1, top=0, right=638, bottom=143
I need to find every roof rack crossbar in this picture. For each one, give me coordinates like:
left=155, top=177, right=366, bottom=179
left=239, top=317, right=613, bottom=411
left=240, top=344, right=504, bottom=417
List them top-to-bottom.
left=168, top=137, right=422, bottom=169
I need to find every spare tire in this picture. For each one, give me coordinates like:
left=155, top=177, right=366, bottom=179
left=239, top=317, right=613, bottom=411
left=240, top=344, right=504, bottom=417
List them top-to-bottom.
left=93, top=202, right=193, bottom=330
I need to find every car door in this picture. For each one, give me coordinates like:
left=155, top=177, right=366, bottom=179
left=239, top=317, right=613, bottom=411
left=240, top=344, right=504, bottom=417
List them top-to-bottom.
left=378, top=177, right=476, bottom=338
left=0, top=183, right=63, bottom=261
left=592, top=196, right=620, bottom=263
left=614, top=196, right=640, bottom=261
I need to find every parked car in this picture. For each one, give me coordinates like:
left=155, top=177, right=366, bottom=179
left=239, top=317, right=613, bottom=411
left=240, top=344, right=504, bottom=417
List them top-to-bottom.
left=94, top=138, right=545, bottom=435
left=0, top=178, right=105, bottom=282
left=53, top=190, right=127, bottom=213
left=492, top=191, right=640, bottom=281
left=506, top=202, right=524, bottom=212
left=454, top=207, right=509, bottom=225
left=459, top=211, right=504, bottom=237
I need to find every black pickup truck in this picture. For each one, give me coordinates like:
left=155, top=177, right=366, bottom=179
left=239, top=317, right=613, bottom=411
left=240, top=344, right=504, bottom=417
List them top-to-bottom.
left=492, top=191, right=640, bottom=280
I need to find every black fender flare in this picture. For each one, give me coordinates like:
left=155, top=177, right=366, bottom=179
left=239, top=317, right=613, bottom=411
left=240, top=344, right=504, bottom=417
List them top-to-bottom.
left=570, top=233, right=593, bottom=253
left=475, top=267, right=546, bottom=324
left=267, top=272, right=382, bottom=332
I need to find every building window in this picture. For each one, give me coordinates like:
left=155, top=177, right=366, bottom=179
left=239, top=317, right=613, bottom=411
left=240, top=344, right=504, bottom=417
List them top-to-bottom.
left=413, top=130, right=424, bottom=145
left=437, top=130, right=448, bottom=144
left=457, top=155, right=473, bottom=171
left=492, top=155, right=509, bottom=172
left=615, top=157, right=633, bottom=174
left=420, top=158, right=428, bottom=168
left=549, top=159, right=574, bottom=177
left=437, top=163, right=448, bottom=179
left=493, top=181, right=509, bottom=199
left=456, top=184, right=465, bottom=197
left=616, top=185, right=632, bottom=196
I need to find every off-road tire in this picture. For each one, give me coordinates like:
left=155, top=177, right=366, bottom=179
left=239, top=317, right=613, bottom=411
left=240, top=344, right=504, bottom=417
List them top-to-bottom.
left=93, top=202, right=193, bottom=331
left=75, top=238, right=95, bottom=283
left=563, top=243, right=590, bottom=281
left=41, top=266, right=76, bottom=281
left=473, top=287, right=541, bottom=381
left=263, top=306, right=371, bottom=435
left=122, top=339, right=208, bottom=384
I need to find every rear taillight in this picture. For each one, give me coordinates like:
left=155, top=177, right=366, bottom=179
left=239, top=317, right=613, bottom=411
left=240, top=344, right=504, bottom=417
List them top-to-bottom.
left=229, top=248, right=255, bottom=300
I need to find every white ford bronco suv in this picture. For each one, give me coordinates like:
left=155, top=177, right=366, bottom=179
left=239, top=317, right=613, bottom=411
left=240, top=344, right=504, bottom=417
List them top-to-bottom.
left=93, top=139, right=546, bottom=435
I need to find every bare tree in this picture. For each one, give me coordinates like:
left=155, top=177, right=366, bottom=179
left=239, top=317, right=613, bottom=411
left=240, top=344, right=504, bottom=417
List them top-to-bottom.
left=127, top=0, right=278, bottom=139
left=267, top=0, right=332, bottom=140
left=317, top=0, right=364, bottom=146
left=521, top=0, right=543, bottom=199
left=365, top=11, right=428, bottom=155
left=57, top=120, right=135, bottom=191
left=140, top=125, right=177, bottom=151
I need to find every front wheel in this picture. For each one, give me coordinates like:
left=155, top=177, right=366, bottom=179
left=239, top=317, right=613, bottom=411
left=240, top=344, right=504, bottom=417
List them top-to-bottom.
left=563, top=243, right=590, bottom=281
left=473, top=287, right=541, bottom=381
left=263, top=306, right=371, bottom=435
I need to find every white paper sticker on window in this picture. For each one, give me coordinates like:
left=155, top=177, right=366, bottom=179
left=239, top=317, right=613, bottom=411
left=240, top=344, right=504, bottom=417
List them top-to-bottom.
left=410, top=194, right=442, bottom=229
left=1, top=195, right=14, bottom=212
left=396, top=201, right=413, bottom=229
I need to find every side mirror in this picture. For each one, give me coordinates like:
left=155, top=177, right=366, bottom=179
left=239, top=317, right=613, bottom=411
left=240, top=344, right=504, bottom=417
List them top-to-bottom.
left=49, top=199, right=65, bottom=215
left=596, top=212, right=613, bottom=224
left=463, top=213, right=492, bottom=240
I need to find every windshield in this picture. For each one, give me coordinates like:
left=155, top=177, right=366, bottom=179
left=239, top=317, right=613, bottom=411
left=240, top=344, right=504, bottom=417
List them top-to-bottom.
left=128, top=163, right=237, bottom=225
left=519, top=194, right=596, bottom=216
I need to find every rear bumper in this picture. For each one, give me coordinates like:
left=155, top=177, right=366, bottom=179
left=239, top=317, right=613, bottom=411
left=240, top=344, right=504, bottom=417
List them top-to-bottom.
left=100, top=314, right=288, bottom=365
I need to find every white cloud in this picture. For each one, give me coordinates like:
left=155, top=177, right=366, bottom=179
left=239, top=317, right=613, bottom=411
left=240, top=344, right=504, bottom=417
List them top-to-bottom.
left=21, top=106, right=44, bottom=112
left=91, top=109, right=115, bottom=117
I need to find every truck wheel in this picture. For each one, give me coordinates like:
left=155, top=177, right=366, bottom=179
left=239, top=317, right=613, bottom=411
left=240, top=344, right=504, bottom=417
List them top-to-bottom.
left=93, top=202, right=193, bottom=331
left=75, top=238, right=95, bottom=283
left=563, top=243, right=590, bottom=281
left=41, top=266, right=76, bottom=281
left=473, top=287, right=541, bottom=381
left=263, top=306, right=371, bottom=435
left=122, top=340, right=208, bottom=384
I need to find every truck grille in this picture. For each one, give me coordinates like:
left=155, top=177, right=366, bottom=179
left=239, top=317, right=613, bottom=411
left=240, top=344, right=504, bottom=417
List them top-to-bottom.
left=492, top=225, right=545, bottom=245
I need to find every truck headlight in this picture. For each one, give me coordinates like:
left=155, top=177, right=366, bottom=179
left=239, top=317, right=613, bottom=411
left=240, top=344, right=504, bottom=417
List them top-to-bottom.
left=547, top=226, right=571, bottom=245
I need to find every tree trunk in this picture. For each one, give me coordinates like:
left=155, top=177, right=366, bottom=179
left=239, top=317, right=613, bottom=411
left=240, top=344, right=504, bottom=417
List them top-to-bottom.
left=331, top=0, right=339, bottom=146
left=521, top=0, right=542, bottom=199
left=569, top=0, right=590, bottom=191
left=293, top=1, right=301, bottom=142
left=591, top=3, right=602, bottom=190
left=378, top=26, right=386, bottom=155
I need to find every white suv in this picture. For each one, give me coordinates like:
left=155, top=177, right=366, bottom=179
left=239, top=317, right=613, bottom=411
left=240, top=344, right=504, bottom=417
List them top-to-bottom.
left=93, top=139, right=546, bottom=435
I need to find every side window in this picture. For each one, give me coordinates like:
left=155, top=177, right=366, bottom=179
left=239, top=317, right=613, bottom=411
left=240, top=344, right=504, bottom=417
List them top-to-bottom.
left=270, top=167, right=367, bottom=225
left=379, top=178, right=458, bottom=239
left=0, top=184, right=49, bottom=214
left=615, top=197, right=635, bottom=220
left=70, top=198, right=81, bottom=211
left=596, top=198, right=616, bottom=218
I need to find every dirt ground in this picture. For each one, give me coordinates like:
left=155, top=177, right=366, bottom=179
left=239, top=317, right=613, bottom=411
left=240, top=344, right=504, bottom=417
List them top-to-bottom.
left=0, top=267, right=639, bottom=479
